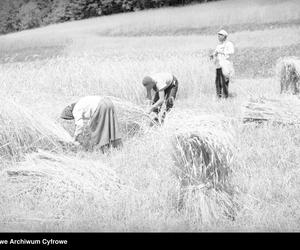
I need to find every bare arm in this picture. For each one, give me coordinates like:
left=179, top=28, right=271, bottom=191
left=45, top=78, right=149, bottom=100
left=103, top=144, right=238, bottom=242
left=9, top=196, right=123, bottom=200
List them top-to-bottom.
left=73, top=106, right=85, bottom=142
left=74, top=117, right=84, bottom=142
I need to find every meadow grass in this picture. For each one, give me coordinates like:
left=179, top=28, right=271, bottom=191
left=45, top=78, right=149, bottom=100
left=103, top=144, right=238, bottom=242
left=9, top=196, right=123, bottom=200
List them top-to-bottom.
left=0, top=0, right=300, bottom=231
left=1, top=0, right=300, bottom=64
left=1, top=26, right=300, bottom=80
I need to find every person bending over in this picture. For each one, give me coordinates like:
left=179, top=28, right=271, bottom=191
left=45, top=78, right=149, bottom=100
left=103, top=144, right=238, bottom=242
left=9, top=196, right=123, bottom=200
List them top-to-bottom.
left=142, top=72, right=179, bottom=124
left=60, top=96, right=122, bottom=151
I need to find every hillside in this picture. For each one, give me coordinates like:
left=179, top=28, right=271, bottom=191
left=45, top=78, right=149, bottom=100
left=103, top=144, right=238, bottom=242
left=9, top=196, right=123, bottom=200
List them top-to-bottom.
left=0, top=0, right=216, bottom=35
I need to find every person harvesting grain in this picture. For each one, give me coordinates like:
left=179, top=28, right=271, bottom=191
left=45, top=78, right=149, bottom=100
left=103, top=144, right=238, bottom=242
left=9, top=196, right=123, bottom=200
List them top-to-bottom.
left=210, top=29, right=235, bottom=98
left=142, top=72, right=179, bottom=124
left=60, top=96, right=122, bottom=152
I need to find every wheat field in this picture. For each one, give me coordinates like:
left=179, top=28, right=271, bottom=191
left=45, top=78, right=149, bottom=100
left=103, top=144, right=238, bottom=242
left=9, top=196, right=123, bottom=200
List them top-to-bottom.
left=0, top=0, right=300, bottom=232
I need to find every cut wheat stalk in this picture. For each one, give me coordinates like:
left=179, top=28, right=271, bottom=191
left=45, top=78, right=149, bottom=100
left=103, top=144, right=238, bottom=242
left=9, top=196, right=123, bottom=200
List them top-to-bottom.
left=0, top=96, right=73, bottom=161
left=108, top=96, right=158, bottom=125
left=242, top=96, right=300, bottom=125
left=0, top=150, right=136, bottom=226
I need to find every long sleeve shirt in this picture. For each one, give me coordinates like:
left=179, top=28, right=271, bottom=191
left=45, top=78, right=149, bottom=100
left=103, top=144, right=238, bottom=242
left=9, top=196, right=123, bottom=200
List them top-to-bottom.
left=213, top=40, right=235, bottom=69
left=72, top=96, right=103, bottom=139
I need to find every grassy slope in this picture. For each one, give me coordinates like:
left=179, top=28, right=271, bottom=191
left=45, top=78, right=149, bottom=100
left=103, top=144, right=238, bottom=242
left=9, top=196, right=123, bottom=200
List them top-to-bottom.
left=0, top=0, right=300, bottom=231
left=5, top=0, right=299, bottom=37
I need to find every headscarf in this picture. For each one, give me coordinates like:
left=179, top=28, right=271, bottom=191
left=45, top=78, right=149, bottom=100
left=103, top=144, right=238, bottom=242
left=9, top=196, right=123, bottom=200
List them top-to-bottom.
left=218, top=29, right=228, bottom=37
left=142, top=76, right=155, bottom=87
left=142, top=76, right=155, bottom=99
left=60, top=102, right=76, bottom=120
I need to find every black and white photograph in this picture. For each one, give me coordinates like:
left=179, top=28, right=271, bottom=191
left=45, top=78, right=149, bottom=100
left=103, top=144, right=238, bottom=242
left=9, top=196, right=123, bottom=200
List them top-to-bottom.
left=0, top=0, right=299, bottom=238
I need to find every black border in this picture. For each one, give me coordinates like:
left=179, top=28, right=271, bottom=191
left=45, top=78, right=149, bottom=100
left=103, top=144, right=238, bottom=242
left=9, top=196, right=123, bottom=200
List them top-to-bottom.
left=0, top=232, right=299, bottom=249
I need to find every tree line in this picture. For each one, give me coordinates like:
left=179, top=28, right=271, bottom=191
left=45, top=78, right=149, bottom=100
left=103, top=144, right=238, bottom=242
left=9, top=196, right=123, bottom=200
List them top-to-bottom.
left=0, top=0, right=217, bottom=35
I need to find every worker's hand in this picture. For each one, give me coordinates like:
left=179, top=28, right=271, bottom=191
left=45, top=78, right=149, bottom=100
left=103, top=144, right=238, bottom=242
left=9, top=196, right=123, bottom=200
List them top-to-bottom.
left=167, top=97, right=174, bottom=107
left=146, top=107, right=153, bottom=114
left=149, top=112, right=159, bottom=123
left=72, top=137, right=80, bottom=146
left=73, top=141, right=80, bottom=146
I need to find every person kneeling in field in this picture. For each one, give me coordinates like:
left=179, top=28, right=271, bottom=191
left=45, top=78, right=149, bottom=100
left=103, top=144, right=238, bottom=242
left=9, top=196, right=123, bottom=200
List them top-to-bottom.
left=210, top=29, right=235, bottom=98
left=142, top=72, right=179, bottom=125
left=60, top=96, right=122, bottom=152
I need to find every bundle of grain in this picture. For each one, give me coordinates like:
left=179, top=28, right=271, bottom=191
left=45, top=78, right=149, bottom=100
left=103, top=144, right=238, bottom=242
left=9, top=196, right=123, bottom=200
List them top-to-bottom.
left=276, top=57, right=300, bottom=95
left=0, top=96, right=73, bottom=161
left=107, top=96, right=153, bottom=138
left=242, top=96, right=300, bottom=125
left=162, top=109, right=239, bottom=220
left=164, top=109, right=235, bottom=188
left=0, top=150, right=134, bottom=230
left=181, top=187, right=239, bottom=224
